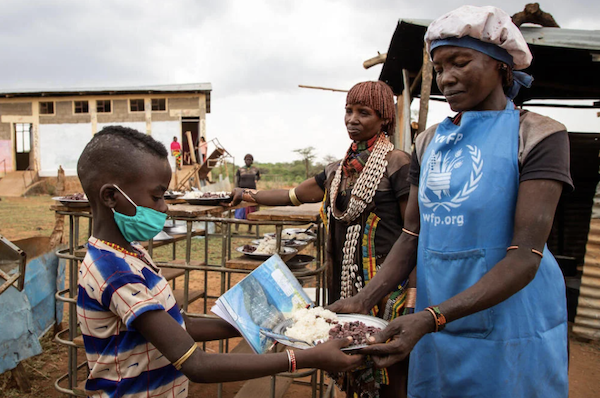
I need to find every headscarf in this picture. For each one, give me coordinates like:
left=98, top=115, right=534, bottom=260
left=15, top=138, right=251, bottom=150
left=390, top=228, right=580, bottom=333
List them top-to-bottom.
left=425, top=5, right=534, bottom=99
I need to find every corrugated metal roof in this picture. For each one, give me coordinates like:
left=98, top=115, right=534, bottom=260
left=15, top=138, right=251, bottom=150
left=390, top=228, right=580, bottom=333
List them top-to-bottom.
left=399, top=19, right=600, bottom=51
left=379, top=21, right=600, bottom=101
left=0, top=83, right=212, bottom=112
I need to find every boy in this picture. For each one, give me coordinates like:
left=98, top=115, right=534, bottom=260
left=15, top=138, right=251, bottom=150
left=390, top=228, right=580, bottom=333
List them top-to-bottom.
left=76, top=126, right=362, bottom=397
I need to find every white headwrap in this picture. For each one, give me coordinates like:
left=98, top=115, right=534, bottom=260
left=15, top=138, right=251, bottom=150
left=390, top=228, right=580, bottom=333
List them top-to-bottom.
left=425, top=5, right=532, bottom=70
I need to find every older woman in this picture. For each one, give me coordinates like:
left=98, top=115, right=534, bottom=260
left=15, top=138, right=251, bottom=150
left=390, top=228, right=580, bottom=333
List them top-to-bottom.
left=330, top=6, right=572, bottom=398
left=231, top=81, right=413, bottom=397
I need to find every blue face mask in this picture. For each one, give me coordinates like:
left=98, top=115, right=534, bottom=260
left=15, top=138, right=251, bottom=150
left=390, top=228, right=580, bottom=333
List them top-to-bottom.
left=112, top=184, right=167, bottom=242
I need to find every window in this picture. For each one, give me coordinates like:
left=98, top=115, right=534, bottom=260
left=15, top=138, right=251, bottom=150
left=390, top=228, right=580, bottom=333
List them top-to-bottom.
left=151, top=98, right=166, bottom=111
left=130, top=99, right=145, bottom=112
left=97, top=100, right=111, bottom=113
left=39, top=101, right=54, bottom=115
left=74, top=101, right=89, bottom=114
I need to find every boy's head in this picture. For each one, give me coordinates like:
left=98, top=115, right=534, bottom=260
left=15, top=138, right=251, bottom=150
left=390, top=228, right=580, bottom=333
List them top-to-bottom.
left=77, top=126, right=171, bottom=219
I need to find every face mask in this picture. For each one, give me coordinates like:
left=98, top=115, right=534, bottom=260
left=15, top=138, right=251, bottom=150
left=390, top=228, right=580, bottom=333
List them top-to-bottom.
left=112, top=184, right=167, bottom=242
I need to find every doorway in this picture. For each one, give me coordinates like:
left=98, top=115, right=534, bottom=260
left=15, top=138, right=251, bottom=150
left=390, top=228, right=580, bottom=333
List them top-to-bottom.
left=181, top=118, right=199, bottom=165
left=14, top=123, right=32, bottom=171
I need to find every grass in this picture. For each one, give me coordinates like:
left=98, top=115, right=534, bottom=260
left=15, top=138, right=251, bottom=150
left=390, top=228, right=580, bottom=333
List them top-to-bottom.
left=0, top=196, right=57, bottom=240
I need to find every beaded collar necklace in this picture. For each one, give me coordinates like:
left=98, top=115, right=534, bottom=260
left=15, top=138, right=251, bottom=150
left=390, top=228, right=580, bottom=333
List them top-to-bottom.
left=99, top=239, right=141, bottom=258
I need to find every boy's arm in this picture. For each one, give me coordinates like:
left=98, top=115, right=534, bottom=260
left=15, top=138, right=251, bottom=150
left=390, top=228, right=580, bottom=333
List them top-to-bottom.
left=132, top=309, right=363, bottom=383
left=182, top=313, right=240, bottom=341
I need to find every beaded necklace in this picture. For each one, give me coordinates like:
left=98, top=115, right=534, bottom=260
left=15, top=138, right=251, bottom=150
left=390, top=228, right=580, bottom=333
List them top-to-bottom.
left=328, top=134, right=394, bottom=298
left=99, top=240, right=141, bottom=257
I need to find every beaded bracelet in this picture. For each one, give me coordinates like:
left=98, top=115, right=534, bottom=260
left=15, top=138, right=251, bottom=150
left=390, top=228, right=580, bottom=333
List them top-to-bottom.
left=425, top=306, right=447, bottom=332
left=285, top=349, right=297, bottom=372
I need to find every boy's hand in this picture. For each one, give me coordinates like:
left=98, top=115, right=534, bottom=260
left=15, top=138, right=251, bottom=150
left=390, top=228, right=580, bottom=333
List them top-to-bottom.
left=297, top=337, right=364, bottom=373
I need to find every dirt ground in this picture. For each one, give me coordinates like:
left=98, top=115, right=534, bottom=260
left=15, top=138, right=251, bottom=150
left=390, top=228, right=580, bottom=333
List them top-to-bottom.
left=1, top=196, right=600, bottom=397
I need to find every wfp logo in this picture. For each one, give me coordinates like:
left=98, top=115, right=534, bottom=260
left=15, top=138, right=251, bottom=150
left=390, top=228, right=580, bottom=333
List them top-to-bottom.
left=419, top=145, right=483, bottom=212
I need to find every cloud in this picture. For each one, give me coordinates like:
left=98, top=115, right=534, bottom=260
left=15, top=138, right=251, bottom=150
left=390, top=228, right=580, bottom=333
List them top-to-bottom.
left=0, top=0, right=598, bottom=165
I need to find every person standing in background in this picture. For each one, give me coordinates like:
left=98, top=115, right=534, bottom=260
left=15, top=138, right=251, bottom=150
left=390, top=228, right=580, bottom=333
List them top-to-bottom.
left=170, top=136, right=182, bottom=170
left=199, top=136, right=208, bottom=164
left=234, top=154, right=260, bottom=233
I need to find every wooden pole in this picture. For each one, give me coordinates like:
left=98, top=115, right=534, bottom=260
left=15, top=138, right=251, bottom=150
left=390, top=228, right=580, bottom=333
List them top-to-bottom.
left=418, top=46, right=433, bottom=134
left=401, top=69, right=412, bottom=152
left=298, top=85, right=348, bottom=93
left=394, top=97, right=403, bottom=150
left=185, top=131, right=201, bottom=188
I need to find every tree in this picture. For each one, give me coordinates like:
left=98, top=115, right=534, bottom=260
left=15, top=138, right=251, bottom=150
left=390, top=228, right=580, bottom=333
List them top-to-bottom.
left=293, top=147, right=317, bottom=179
left=322, top=154, right=338, bottom=165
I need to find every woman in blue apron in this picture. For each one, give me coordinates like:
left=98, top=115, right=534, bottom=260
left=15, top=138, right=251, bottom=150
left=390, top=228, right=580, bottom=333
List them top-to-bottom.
left=329, top=6, right=571, bottom=397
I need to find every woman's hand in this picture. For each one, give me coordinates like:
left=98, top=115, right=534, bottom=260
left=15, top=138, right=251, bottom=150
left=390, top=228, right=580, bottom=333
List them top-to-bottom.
left=229, top=188, right=244, bottom=206
left=327, top=295, right=369, bottom=315
left=358, top=311, right=434, bottom=368
left=298, top=337, right=365, bottom=372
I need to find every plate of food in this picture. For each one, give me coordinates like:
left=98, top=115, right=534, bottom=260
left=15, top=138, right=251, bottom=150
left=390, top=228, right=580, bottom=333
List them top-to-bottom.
left=164, top=190, right=184, bottom=199
left=181, top=191, right=232, bottom=206
left=52, top=193, right=89, bottom=207
left=264, top=229, right=316, bottom=242
left=251, top=239, right=307, bottom=248
left=236, top=244, right=297, bottom=260
left=269, top=307, right=387, bottom=351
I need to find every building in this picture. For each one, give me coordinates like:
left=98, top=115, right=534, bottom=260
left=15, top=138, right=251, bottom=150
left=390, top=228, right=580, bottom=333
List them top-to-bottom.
left=0, top=83, right=211, bottom=177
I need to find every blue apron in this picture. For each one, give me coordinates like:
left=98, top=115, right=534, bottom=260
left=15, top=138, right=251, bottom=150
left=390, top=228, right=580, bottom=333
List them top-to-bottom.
left=409, top=100, right=568, bottom=398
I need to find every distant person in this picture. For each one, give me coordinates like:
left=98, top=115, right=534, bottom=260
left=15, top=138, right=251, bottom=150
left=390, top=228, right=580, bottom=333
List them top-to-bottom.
left=75, top=126, right=363, bottom=398
left=170, top=136, right=182, bottom=170
left=199, top=136, right=208, bottom=164
left=234, top=154, right=260, bottom=233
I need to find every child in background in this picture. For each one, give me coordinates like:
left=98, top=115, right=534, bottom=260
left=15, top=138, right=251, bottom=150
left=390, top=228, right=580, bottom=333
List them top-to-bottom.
left=75, top=126, right=362, bottom=398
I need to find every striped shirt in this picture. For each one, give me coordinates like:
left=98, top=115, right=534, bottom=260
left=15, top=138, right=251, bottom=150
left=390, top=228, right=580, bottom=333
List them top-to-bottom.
left=77, top=238, right=189, bottom=398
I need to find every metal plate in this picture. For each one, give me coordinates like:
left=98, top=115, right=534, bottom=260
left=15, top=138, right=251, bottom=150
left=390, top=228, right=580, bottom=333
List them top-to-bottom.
left=164, top=192, right=184, bottom=199
left=52, top=197, right=89, bottom=207
left=183, top=197, right=227, bottom=206
left=152, top=231, right=173, bottom=241
left=252, top=239, right=306, bottom=248
left=235, top=245, right=297, bottom=260
left=285, top=254, right=315, bottom=268
left=270, top=313, right=388, bottom=351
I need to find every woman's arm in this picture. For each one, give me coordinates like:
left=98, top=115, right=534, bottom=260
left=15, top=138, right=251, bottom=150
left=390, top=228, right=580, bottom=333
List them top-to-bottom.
left=234, top=170, right=240, bottom=188
left=230, top=177, right=325, bottom=207
left=362, top=179, right=563, bottom=367
left=132, top=310, right=363, bottom=383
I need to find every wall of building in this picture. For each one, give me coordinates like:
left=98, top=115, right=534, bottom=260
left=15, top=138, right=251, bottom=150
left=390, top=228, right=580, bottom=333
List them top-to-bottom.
left=0, top=92, right=207, bottom=176
left=0, top=103, right=31, bottom=116
left=0, top=140, right=13, bottom=173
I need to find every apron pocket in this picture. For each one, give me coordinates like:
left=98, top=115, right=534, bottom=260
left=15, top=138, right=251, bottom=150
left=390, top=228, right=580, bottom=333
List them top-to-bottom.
left=423, top=248, right=493, bottom=338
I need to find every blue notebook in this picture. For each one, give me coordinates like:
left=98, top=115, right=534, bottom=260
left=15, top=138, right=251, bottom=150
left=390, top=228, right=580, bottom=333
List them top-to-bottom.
left=211, top=255, right=312, bottom=353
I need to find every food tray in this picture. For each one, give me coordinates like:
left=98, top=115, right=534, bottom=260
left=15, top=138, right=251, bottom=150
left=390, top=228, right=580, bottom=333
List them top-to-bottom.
left=164, top=191, right=184, bottom=199
left=183, top=196, right=230, bottom=206
left=52, top=197, right=89, bottom=208
left=251, top=239, right=307, bottom=248
left=235, top=245, right=297, bottom=260
left=285, top=254, right=315, bottom=269
left=270, top=313, right=388, bottom=351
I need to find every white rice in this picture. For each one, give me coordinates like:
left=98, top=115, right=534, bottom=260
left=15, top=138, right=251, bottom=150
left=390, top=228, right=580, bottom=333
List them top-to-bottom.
left=284, top=307, right=338, bottom=344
